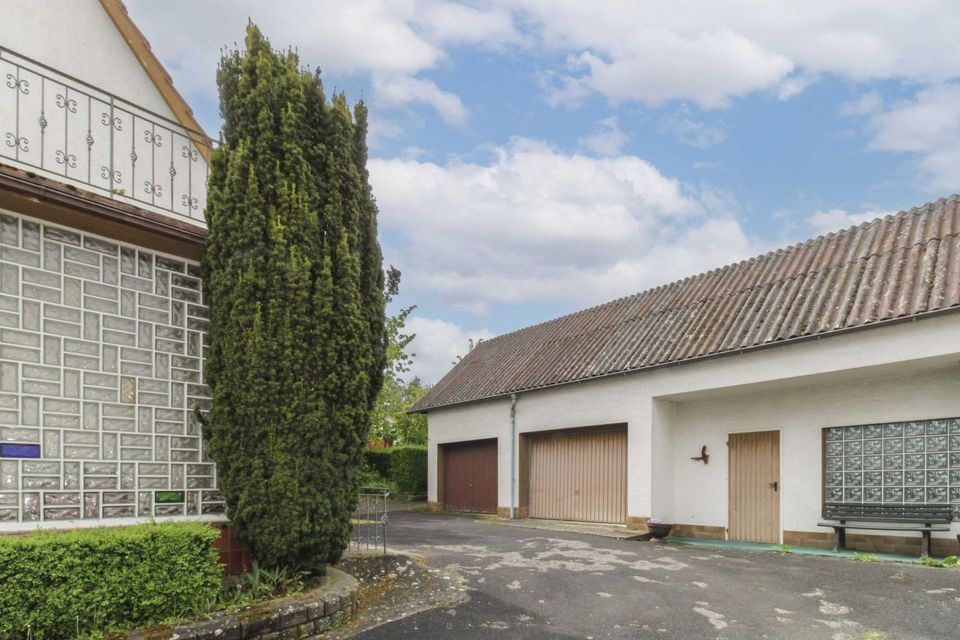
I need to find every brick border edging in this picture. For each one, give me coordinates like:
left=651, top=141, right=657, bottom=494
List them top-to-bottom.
left=119, top=568, right=358, bottom=640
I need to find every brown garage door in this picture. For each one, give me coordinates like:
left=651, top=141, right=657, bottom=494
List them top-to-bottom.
left=529, top=428, right=626, bottom=523
left=442, top=439, right=497, bottom=514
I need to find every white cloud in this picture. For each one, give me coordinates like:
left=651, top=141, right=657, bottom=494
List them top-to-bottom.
left=124, top=0, right=514, bottom=121
left=514, top=0, right=960, bottom=107
left=128, top=1, right=960, bottom=122
left=416, top=1, right=521, bottom=47
left=565, top=30, right=793, bottom=109
left=777, top=73, right=818, bottom=101
left=372, top=75, right=469, bottom=124
left=865, top=84, right=960, bottom=191
left=840, top=91, right=882, bottom=117
left=658, top=109, right=726, bottom=149
left=578, top=117, right=627, bottom=156
left=370, top=138, right=758, bottom=314
left=807, top=208, right=893, bottom=234
left=406, top=316, right=495, bottom=383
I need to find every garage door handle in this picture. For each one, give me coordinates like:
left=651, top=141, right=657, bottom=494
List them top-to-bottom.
left=769, top=481, right=778, bottom=492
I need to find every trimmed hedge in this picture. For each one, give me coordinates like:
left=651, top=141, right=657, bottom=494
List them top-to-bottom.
left=362, top=445, right=427, bottom=495
left=389, top=446, right=427, bottom=494
left=363, top=448, right=392, bottom=479
left=0, top=522, right=221, bottom=640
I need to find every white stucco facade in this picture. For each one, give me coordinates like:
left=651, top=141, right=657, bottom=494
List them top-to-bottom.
left=0, top=0, right=175, bottom=118
left=427, top=312, right=960, bottom=542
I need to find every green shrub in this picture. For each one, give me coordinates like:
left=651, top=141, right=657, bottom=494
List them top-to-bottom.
left=361, top=446, right=427, bottom=495
left=389, top=446, right=427, bottom=494
left=363, top=448, right=392, bottom=479
left=0, top=522, right=221, bottom=640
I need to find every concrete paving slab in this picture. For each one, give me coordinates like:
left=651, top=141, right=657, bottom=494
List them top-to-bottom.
left=349, top=511, right=960, bottom=640
left=490, top=516, right=651, bottom=540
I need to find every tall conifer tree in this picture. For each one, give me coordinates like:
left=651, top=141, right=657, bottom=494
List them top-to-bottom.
left=202, top=25, right=385, bottom=571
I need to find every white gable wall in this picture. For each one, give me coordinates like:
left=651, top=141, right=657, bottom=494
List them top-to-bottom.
left=0, top=0, right=175, bottom=118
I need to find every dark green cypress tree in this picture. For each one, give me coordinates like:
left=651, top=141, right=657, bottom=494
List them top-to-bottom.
left=202, top=24, right=386, bottom=571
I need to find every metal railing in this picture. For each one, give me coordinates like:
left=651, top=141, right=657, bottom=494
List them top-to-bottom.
left=0, top=46, right=212, bottom=225
left=352, top=487, right=390, bottom=553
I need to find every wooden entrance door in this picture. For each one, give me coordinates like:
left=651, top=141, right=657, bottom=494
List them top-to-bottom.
left=528, top=428, right=627, bottom=523
left=728, top=430, right=780, bottom=543
left=442, top=439, right=498, bottom=514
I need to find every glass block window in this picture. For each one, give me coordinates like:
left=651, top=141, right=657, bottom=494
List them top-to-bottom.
left=0, top=211, right=225, bottom=524
left=823, top=417, right=960, bottom=515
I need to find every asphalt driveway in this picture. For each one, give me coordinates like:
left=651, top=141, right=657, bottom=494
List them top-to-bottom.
left=354, top=511, right=960, bottom=640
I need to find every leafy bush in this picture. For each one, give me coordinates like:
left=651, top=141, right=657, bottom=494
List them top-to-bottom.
left=361, top=445, right=427, bottom=495
left=389, top=446, right=427, bottom=494
left=363, top=448, right=392, bottom=479
left=0, top=522, right=221, bottom=640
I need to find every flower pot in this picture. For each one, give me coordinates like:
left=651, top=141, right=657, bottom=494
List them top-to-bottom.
left=647, top=522, right=673, bottom=539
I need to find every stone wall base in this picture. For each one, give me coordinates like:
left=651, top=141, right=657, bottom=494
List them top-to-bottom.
left=426, top=501, right=443, bottom=512
left=626, top=516, right=649, bottom=531
left=672, top=523, right=726, bottom=539
left=784, top=530, right=960, bottom=557
left=119, top=567, right=358, bottom=640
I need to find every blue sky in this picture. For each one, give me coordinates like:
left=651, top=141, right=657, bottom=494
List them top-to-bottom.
left=126, top=1, right=960, bottom=382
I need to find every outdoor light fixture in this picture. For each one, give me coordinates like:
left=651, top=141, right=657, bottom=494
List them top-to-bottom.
left=690, top=445, right=709, bottom=464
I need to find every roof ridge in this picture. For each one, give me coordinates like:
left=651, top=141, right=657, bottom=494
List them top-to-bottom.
left=474, top=194, right=959, bottom=351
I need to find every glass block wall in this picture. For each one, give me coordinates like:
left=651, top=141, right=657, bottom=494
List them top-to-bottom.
left=0, top=209, right=225, bottom=523
left=823, top=418, right=960, bottom=515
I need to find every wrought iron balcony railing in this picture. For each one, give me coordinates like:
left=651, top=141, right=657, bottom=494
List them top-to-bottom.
left=0, top=46, right=211, bottom=226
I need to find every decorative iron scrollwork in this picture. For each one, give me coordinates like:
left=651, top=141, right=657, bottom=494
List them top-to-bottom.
left=5, top=74, right=29, bottom=94
left=55, top=94, right=77, bottom=113
left=100, top=112, right=122, bottom=131
left=38, top=114, right=48, bottom=131
left=144, top=130, right=163, bottom=148
left=4, top=133, right=29, bottom=152
left=181, top=145, right=199, bottom=162
left=55, top=150, right=77, bottom=168
left=168, top=163, right=177, bottom=179
left=100, top=166, right=122, bottom=183
left=144, top=181, right=163, bottom=197
left=181, top=194, right=199, bottom=210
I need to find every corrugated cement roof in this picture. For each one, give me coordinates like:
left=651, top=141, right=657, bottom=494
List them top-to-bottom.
left=412, top=195, right=960, bottom=412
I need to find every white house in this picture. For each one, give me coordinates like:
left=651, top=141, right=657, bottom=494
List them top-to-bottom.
left=0, top=1, right=225, bottom=537
left=413, top=196, right=960, bottom=555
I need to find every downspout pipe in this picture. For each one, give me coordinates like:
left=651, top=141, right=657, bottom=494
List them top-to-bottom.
left=510, top=393, right=517, bottom=519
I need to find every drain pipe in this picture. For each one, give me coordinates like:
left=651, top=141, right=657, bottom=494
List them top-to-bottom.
left=510, top=393, right=518, bottom=519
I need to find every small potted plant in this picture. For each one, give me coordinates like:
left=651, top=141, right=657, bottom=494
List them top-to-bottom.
left=647, top=518, right=673, bottom=539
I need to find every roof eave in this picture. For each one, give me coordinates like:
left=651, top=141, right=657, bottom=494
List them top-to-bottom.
left=411, top=303, right=960, bottom=413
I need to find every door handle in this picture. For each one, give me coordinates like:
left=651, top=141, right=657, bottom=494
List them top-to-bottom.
left=769, top=481, right=778, bottom=492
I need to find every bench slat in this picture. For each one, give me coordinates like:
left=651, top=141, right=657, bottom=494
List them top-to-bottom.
left=822, top=502, right=953, bottom=524
left=816, top=522, right=950, bottom=532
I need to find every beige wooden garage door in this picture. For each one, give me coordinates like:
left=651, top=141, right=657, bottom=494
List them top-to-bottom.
left=529, top=428, right=627, bottom=523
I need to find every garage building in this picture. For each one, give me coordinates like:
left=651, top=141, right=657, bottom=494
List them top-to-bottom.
left=413, top=196, right=960, bottom=555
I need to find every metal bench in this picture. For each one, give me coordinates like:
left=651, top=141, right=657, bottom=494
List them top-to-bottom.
left=818, top=502, right=953, bottom=557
